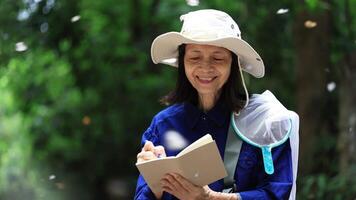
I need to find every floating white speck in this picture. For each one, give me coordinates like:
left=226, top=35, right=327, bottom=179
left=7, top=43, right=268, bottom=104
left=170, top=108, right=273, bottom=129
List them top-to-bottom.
left=186, top=0, right=199, bottom=6
left=276, top=8, right=289, bottom=14
left=71, top=15, right=81, bottom=22
left=304, top=20, right=317, bottom=28
left=15, top=42, right=28, bottom=52
left=327, top=82, right=336, bottom=92
left=164, top=130, right=188, bottom=151
left=49, top=174, right=56, bottom=180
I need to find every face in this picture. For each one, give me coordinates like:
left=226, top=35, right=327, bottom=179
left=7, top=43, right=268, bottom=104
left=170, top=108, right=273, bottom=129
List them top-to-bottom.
left=184, top=44, right=232, bottom=98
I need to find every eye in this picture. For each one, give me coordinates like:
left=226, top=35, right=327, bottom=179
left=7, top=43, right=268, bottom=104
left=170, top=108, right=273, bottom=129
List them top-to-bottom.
left=188, top=57, right=200, bottom=62
left=213, top=57, right=224, bottom=62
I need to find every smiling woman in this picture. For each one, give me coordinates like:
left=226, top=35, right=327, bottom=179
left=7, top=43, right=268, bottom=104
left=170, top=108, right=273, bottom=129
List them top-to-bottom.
left=135, top=9, right=298, bottom=200
left=160, top=44, right=246, bottom=115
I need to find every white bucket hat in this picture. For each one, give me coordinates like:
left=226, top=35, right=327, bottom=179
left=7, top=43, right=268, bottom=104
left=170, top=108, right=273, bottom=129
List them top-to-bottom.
left=151, top=9, right=265, bottom=108
left=151, top=9, right=265, bottom=78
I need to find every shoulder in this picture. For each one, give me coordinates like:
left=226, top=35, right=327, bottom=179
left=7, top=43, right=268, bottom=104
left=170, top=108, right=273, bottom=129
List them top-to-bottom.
left=245, top=90, right=297, bottom=116
left=245, top=90, right=299, bottom=127
left=248, top=90, right=284, bottom=109
left=141, top=103, right=186, bottom=144
left=152, top=103, right=186, bottom=125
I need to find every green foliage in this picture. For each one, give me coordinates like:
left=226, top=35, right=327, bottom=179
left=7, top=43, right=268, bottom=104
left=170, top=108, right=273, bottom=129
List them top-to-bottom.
left=305, top=0, right=320, bottom=10
left=0, top=48, right=83, bottom=199
left=298, top=168, right=356, bottom=199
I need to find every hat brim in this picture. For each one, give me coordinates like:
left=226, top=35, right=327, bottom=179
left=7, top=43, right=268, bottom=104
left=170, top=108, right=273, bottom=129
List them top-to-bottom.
left=151, top=32, right=265, bottom=78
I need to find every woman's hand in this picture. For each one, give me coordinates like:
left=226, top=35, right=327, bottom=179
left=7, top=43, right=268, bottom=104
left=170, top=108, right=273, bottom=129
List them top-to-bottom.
left=136, top=141, right=166, bottom=164
left=136, top=141, right=166, bottom=199
left=161, top=173, right=239, bottom=200
left=161, top=173, right=211, bottom=200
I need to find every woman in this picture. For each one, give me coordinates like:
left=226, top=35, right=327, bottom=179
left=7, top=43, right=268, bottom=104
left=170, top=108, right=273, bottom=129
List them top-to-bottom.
left=135, top=9, right=298, bottom=200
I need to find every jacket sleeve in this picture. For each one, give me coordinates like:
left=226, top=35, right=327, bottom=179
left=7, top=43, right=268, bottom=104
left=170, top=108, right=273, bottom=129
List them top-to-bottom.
left=134, top=117, right=160, bottom=200
left=238, top=140, right=293, bottom=200
left=134, top=175, right=157, bottom=200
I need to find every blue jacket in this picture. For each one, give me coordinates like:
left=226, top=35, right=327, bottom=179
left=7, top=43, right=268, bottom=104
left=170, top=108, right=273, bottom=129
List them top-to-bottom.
left=135, top=102, right=293, bottom=200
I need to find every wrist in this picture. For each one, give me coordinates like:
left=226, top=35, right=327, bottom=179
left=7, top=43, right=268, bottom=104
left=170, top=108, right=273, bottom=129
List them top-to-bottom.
left=206, top=190, right=218, bottom=200
left=207, top=191, right=239, bottom=200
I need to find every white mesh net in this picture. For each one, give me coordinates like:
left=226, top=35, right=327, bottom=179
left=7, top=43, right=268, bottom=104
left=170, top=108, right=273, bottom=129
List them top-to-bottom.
left=231, top=90, right=299, bottom=199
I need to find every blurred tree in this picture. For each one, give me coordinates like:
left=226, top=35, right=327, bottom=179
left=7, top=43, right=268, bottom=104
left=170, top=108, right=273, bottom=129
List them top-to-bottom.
left=293, top=0, right=334, bottom=175
left=336, top=0, right=356, bottom=175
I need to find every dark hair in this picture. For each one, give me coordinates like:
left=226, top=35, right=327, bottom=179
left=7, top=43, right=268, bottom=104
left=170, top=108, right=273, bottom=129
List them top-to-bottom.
left=160, top=44, right=246, bottom=113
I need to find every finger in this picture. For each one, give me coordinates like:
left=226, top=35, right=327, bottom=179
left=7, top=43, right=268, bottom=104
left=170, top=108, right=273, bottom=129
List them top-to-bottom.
left=143, top=140, right=155, bottom=152
left=154, top=145, right=166, bottom=158
left=136, top=151, right=157, bottom=163
left=140, top=151, right=157, bottom=160
left=136, top=152, right=146, bottom=163
left=164, top=173, right=189, bottom=193
left=170, top=173, right=195, bottom=192
left=161, top=177, right=178, bottom=192
left=161, top=178, right=183, bottom=199
left=161, top=179, right=172, bottom=190
left=161, top=185, right=177, bottom=198
left=162, top=185, right=173, bottom=194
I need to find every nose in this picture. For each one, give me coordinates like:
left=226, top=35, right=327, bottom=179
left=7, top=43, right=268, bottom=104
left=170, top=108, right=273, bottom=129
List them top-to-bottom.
left=198, top=59, right=214, bottom=71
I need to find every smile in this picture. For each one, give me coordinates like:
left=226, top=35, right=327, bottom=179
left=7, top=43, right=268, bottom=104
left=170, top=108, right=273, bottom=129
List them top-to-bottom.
left=196, top=76, right=217, bottom=84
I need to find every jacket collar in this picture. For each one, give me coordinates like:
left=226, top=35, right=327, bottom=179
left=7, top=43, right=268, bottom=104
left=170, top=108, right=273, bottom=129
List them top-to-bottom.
left=184, top=98, right=229, bottom=129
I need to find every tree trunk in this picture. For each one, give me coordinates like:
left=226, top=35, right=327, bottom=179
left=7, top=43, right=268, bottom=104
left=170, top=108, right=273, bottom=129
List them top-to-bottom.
left=338, top=0, right=356, bottom=173
left=293, top=8, right=332, bottom=175
left=338, top=52, right=356, bottom=174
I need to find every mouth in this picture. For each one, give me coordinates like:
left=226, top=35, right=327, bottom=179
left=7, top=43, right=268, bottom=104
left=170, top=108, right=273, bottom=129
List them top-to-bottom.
left=196, top=76, right=217, bottom=84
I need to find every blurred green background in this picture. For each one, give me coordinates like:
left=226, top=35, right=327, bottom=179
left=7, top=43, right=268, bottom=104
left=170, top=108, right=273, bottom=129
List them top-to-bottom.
left=0, top=0, right=355, bottom=199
